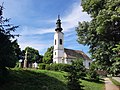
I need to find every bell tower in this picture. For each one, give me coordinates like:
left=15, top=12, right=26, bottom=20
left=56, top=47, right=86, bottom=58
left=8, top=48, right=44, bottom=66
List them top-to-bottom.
left=53, top=15, right=64, bottom=63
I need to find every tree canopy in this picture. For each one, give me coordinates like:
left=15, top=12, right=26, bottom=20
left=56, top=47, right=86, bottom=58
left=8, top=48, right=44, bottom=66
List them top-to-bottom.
left=76, top=0, right=120, bottom=75
left=0, top=4, right=19, bottom=69
left=43, top=46, right=53, bottom=64
left=23, top=47, right=41, bottom=63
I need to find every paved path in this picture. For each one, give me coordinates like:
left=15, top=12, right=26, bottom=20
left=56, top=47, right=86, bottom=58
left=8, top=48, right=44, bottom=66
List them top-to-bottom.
left=112, top=77, right=120, bottom=83
left=104, top=78, right=120, bottom=90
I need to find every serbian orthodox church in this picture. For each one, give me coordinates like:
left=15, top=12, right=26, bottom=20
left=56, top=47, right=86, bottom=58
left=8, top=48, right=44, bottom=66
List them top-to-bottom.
left=53, top=16, right=92, bottom=68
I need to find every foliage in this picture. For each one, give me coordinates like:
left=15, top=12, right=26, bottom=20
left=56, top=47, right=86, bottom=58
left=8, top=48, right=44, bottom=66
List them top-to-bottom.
left=76, top=0, right=120, bottom=73
left=0, top=4, right=19, bottom=69
left=0, top=4, right=20, bottom=84
left=12, top=40, right=22, bottom=60
left=110, top=44, right=120, bottom=76
left=43, top=46, right=53, bottom=64
left=23, top=47, right=42, bottom=63
left=66, top=59, right=86, bottom=90
left=86, top=62, right=99, bottom=81
left=38, top=63, right=46, bottom=70
left=45, top=63, right=71, bottom=71
left=45, top=64, right=51, bottom=70
left=0, top=69, right=68, bottom=90
left=0, top=69, right=105, bottom=90
left=86, top=70, right=100, bottom=81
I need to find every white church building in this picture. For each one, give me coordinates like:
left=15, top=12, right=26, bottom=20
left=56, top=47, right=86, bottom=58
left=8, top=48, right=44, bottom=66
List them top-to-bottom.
left=53, top=16, right=92, bottom=68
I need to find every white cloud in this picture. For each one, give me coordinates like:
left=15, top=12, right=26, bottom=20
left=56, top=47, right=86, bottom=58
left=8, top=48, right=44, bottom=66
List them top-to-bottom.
left=0, top=0, right=91, bottom=55
left=0, top=0, right=32, bottom=19
left=17, top=2, right=91, bottom=36
left=18, top=2, right=91, bottom=54
left=62, top=2, right=91, bottom=32
left=17, top=26, right=54, bottom=36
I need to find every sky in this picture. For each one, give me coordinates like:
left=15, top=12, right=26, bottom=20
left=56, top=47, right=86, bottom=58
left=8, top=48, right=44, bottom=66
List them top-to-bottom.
left=0, top=0, right=91, bottom=56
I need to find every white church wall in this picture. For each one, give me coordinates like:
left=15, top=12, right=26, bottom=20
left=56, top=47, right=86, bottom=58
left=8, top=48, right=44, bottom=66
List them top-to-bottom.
left=53, top=31, right=64, bottom=63
left=54, top=31, right=64, bottom=50
left=64, top=57, right=92, bottom=69
left=67, top=59, right=72, bottom=64
left=83, top=60, right=91, bottom=69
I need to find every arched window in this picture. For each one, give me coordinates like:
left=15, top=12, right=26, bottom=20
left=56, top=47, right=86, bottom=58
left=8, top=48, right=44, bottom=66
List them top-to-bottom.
left=55, top=39, right=56, bottom=45
left=60, top=39, right=62, bottom=45
left=55, top=52, right=56, bottom=55
left=89, top=62, right=91, bottom=66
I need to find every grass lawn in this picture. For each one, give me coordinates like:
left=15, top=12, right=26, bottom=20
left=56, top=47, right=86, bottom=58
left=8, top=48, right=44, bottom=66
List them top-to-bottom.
left=0, top=69, right=104, bottom=90
left=0, top=69, right=68, bottom=90
left=81, top=79, right=104, bottom=90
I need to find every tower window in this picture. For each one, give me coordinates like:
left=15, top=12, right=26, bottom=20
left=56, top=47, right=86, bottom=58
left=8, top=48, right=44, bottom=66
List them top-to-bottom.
left=55, top=39, right=56, bottom=45
left=60, top=39, right=62, bottom=45
left=55, top=52, right=56, bottom=55
left=89, top=62, right=91, bottom=66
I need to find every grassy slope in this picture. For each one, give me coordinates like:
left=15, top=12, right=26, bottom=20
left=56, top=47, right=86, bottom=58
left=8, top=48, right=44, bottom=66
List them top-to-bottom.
left=0, top=69, right=104, bottom=90
left=0, top=69, right=68, bottom=90
left=81, top=79, right=104, bottom=90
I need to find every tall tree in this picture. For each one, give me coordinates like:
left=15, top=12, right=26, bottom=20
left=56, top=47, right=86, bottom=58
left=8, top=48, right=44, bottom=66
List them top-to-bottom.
left=76, top=0, right=120, bottom=74
left=0, top=4, right=19, bottom=69
left=12, top=40, right=22, bottom=61
left=43, top=46, right=53, bottom=64
left=23, top=47, right=41, bottom=63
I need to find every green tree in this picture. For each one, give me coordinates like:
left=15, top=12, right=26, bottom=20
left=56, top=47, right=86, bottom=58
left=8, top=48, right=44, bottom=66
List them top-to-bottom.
left=76, top=0, right=120, bottom=73
left=0, top=4, right=19, bottom=83
left=0, top=5, right=19, bottom=69
left=12, top=40, right=22, bottom=60
left=111, top=44, right=120, bottom=76
left=43, top=46, right=53, bottom=64
left=23, top=47, right=41, bottom=63
left=66, top=59, right=86, bottom=90
left=86, top=61, right=100, bottom=81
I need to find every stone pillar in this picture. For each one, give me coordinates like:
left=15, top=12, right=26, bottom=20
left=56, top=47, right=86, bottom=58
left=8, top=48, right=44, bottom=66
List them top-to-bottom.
left=24, top=50, right=28, bottom=68
left=19, top=59, right=22, bottom=68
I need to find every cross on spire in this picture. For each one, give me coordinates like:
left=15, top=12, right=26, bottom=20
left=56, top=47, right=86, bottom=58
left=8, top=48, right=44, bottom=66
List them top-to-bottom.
left=58, top=15, right=60, bottom=20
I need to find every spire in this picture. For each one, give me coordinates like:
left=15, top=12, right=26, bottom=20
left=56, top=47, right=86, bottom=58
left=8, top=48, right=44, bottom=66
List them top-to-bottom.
left=55, top=15, right=63, bottom=32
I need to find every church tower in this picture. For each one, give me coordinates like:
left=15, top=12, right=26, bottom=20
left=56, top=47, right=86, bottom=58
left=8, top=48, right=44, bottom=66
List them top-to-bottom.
left=53, top=16, right=64, bottom=63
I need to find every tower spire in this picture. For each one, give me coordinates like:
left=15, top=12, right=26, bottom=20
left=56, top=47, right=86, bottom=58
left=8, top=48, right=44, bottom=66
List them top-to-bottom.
left=55, top=15, right=63, bottom=32
left=58, top=15, right=60, bottom=19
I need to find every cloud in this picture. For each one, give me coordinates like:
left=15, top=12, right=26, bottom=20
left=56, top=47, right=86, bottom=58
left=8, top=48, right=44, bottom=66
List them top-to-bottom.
left=0, top=0, right=91, bottom=55
left=0, top=0, right=33, bottom=19
left=16, top=2, right=91, bottom=36
left=18, top=2, right=91, bottom=55
left=62, top=2, right=91, bottom=32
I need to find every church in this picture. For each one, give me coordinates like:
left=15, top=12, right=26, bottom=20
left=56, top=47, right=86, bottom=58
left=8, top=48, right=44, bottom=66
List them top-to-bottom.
left=53, top=16, right=92, bottom=68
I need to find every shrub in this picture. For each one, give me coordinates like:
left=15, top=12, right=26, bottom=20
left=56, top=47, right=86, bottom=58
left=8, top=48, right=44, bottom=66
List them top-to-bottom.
left=66, top=59, right=85, bottom=90
left=86, top=61, right=100, bottom=81
left=38, top=63, right=46, bottom=70
left=45, top=63, right=71, bottom=72
left=45, top=64, right=51, bottom=70
left=50, top=64, right=59, bottom=71
left=57, top=64, right=71, bottom=71
left=86, top=69, right=100, bottom=81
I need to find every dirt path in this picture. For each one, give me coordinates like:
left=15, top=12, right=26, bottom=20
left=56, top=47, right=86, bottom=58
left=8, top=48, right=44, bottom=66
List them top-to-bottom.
left=104, top=78, right=120, bottom=90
